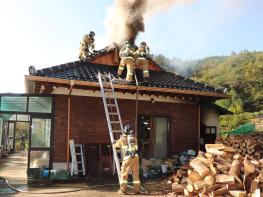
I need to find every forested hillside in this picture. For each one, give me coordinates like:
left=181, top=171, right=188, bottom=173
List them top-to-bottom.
left=153, top=51, right=263, bottom=113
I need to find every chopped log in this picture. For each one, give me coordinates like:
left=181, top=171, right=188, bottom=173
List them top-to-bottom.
left=216, top=133, right=263, bottom=158
left=170, top=138, right=263, bottom=196
left=205, top=144, right=225, bottom=150
left=224, top=146, right=237, bottom=153
left=206, top=148, right=227, bottom=157
left=205, top=152, right=213, bottom=158
left=233, top=154, right=243, bottom=161
left=247, top=155, right=261, bottom=167
left=196, top=156, right=214, bottom=167
left=215, top=156, right=232, bottom=167
left=244, top=157, right=255, bottom=174
left=189, top=159, right=210, bottom=177
left=229, top=159, right=242, bottom=184
left=215, top=162, right=230, bottom=172
left=209, top=164, right=219, bottom=175
left=177, top=169, right=188, bottom=177
left=187, top=169, right=192, bottom=174
left=188, top=171, right=203, bottom=183
left=258, top=172, right=263, bottom=182
left=243, top=173, right=255, bottom=193
left=215, top=174, right=235, bottom=184
left=204, top=175, right=215, bottom=186
left=181, top=177, right=187, bottom=184
left=193, top=180, right=209, bottom=190
left=250, top=180, right=259, bottom=194
left=172, top=183, right=185, bottom=193
left=227, top=183, right=244, bottom=190
left=186, top=184, right=194, bottom=192
left=203, top=184, right=223, bottom=194
left=210, top=185, right=228, bottom=196
left=184, top=188, right=195, bottom=196
left=251, top=188, right=260, bottom=197
left=228, top=190, right=246, bottom=197
left=198, top=194, right=209, bottom=197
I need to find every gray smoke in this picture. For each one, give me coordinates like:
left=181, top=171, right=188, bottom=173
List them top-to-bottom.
left=106, top=0, right=196, bottom=47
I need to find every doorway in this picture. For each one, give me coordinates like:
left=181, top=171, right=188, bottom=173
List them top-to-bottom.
left=5, top=115, right=30, bottom=153
left=137, top=115, right=170, bottom=159
left=28, top=116, right=51, bottom=170
left=15, top=122, right=30, bottom=152
left=200, top=125, right=217, bottom=151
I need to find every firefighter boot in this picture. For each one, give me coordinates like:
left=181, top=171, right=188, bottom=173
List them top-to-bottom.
left=118, top=188, right=126, bottom=195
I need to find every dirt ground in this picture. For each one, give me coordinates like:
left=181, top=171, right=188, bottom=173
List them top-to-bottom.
left=0, top=151, right=171, bottom=196
left=1, top=179, right=168, bottom=197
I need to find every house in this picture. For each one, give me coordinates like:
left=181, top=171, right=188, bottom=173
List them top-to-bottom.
left=1, top=46, right=229, bottom=177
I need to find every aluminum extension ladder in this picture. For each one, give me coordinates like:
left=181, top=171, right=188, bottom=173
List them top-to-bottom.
left=98, top=72, right=123, bottom=183
left=98, top=72, right=148, bottom=193
left=69, top=139, right=86, bottom=176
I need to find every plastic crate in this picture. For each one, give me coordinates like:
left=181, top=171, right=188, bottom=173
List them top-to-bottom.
left=27, top=168, right=41, bottom=179
left=50, top=170, right=69, bottom=180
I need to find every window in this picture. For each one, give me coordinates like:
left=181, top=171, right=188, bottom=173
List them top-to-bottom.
left=0, top=96, right=27, bottom=112
left=28, top=97, right=52, bottom=113
left=17, top=115, right=30, bottom=121
left=31, top=118, right=51, bottom=148
left=204, top=126, right=217, bottom=135
left=29, top=150, right=50, bottom=168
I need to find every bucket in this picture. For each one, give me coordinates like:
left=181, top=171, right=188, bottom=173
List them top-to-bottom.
left=161, top=165, right=168, bottom=174
left=41, top=169, right=50, bottom=178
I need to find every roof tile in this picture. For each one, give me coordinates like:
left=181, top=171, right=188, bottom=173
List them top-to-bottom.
left=36, top=61, right=224, bottom=94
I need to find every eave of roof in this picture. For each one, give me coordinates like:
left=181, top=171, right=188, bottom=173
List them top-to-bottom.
left=25, top=75, right=229, bottom=99
left=211, top=103, right=233, bottom=115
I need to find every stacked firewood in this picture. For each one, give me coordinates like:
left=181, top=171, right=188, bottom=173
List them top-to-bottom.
left=216, top=133, right=263, bottom=159
left=170, top=144, right=263, bottom=196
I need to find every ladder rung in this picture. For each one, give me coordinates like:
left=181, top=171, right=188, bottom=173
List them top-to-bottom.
left=104, top=89, right=112, bottom=92
left=107, top=104, right=116, bottom=107
left=109, top=112, right=118, bottom=115
left=110, top=121, right=120, bottom=124
left=112, top=129, right=122, bottom=133
left=75, top=144, right=82, bottom=147
left=76, top=153, right=82, bottom=155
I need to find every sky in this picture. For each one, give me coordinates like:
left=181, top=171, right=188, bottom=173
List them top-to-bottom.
left=0, top=0, right=263, bottom=93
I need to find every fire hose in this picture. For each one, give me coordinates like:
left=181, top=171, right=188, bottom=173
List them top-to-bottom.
left=0, top=176, right=117, bottom=195
left=0, top=176, right=150, bottom=195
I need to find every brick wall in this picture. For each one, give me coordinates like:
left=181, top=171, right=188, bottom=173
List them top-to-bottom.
left=53, top=95, right=198, bottom=162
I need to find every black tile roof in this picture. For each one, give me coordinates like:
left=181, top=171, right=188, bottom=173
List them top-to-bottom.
left=35, top=60, right=225, bottom=95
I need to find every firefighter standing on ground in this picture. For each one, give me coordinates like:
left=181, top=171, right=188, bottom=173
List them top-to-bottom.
left=79, top=31, right=95, bottom=60
left=118, top=41, right=135, bottom=81
left=134, top=41, right=150, bottom=79
left=113, top=125, right=141, bottom=194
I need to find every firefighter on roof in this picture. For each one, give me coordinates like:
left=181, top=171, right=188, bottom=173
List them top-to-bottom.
left=79, top=31, right=95, bottom=60
left=118, top=41, right=135, bottom=81
left=134, top=41, right=150, bottom=79
left=113, top=124, right=141, bottom=195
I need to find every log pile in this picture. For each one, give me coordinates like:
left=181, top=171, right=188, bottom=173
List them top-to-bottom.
left=216, top=133, right=263, bottom=159
left=170, top=144, right=263, bottom=196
